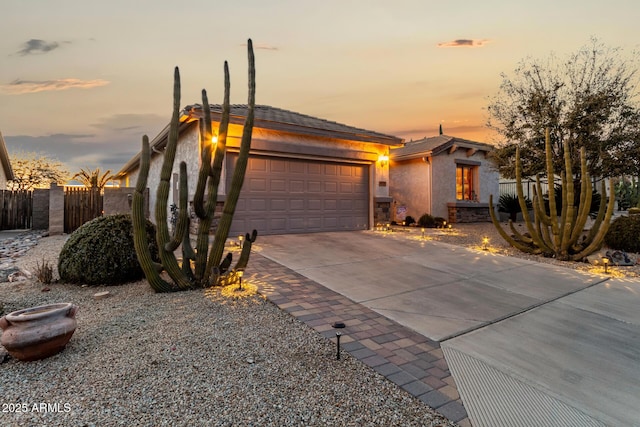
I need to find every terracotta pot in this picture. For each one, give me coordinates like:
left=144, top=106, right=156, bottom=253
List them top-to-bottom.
left=0, top=303, right=78, bottom=361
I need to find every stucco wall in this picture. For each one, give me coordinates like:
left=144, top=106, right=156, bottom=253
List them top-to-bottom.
left=122, top=120, right=392, bottom=226
left=391, top=150, right=499, bottom=221
left=389, top=158, right=430, bottom=220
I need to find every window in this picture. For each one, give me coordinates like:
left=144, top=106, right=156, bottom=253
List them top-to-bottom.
left=456, top=164, right=478, bottom=201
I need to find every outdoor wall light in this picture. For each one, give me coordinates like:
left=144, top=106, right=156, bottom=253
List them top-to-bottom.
left=378, top=155, right=389, bottom=167
left=603, top=257, right=609, bottom=273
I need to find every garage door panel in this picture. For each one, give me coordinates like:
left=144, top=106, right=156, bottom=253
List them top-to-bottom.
left=229, top=155, right=369, bottom=235
left=250, top=158, right=268, bottom=172
left=270, top=159, right=287, bottom=173
left=270, top=179, right=286, bottom=192
left=290, top=180, right=305, bottom=193
left=307, top=181, right=322, bottom=192
left=324, top=182, right=337, bottom=193
left=270, top=199, right=287, bottom=211
left=290, top=199, right=305, bottom=210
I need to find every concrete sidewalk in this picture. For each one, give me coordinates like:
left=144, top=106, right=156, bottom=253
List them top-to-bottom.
left=257, top=230, right=640, bottom=427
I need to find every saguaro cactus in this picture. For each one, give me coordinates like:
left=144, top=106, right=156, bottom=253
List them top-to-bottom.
left=132, top=40, right=257, bottom=291
left=489, top=129, right=615, bottom=261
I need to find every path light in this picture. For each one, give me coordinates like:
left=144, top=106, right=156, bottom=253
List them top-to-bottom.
left=443, top=221, right=447, bottom=229
left=386, top=223, right=391, bottom=231
left=448, top=224, right=452, bottom=232
left=421, top=228, right=425, bottom=239
left=238, top=234, right=244, bottom=247
left=482, top=237, right=489, bottom=251
left=603, top=257, right=609, bottom=274
left=237, top=270, right=244, bottom=291
left=332, top=322, right=345, bottom=360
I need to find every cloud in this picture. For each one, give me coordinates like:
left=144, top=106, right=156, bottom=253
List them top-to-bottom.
left=16, top=39, right=61, bottom=56
left=437, top=39, right=490, bottom=48
left=241, top=42, right=279, bottom=51
left=0, top=78, right=110, bottom=95
left=91, top=113, right=166, bottom=133
left=3, top=133, right=140, bottom=174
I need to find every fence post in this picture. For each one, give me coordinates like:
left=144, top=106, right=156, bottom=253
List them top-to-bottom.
left=49, top=183, right=64, bottom=235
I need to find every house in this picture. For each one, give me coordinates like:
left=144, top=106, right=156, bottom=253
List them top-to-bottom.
left=116, top=104, right=403, bottom=235
left=0, top=131, right=15, bottom=189
left=389, top=135, right=498, bottom=223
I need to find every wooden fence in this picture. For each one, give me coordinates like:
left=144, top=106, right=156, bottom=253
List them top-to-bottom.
left=64, top=187, right=103, bottom=233
left=0, top=190, right=33, bottom=230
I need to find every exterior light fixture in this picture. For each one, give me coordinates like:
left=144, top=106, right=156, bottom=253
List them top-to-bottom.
left=212, top=134, right=218, bottom=144
left=378, top=155, right=389, bottom=167
left=443, top=221, right=447, bottom=229
left=386, top=223, right=391, bottom=231
left=448, top=224, right=452, bottom=232
left=421, top=228, right=425, bottom=239
left=238, top=234, right=244, bottom=247
left=482, top=237, right=489, bottom=250
left=603, top=257, right=609, bottom=274
left=237, top=270, right=244, bottom=291
left=332, top=321, right=345, bottom=360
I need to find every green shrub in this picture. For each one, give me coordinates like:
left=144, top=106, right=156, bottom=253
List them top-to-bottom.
left=498, top=194, right=533, bottom=221
left=418, top=213, right=436, bottom=228
left=58, top=214, right=160, bottom=286
left=404, top=215, right=415, bottom=226
left=604, top=215, right=640, bottom=253
left=434, top=217, right=447, bottom=228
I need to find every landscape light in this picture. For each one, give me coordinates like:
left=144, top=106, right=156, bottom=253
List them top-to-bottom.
left=421, top=228, right=425, bottom=239
left=482, top=237, right=489, bottom=251
left=603, top=257, right=609, bottom=274
left=237, top=270, right=244, bottom=291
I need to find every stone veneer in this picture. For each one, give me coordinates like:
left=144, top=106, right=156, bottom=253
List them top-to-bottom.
left=374, top=197, right=392, bottom=226
left=447, top=202, right=493, bottom=223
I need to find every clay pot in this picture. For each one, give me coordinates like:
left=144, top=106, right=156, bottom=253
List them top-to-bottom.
left=0, top=303, right=78, bottom=361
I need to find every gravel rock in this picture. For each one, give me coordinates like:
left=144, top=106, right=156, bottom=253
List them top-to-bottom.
left=1, top=236, right=456, bottom=427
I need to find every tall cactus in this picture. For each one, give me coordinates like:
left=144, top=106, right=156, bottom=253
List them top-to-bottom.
left=132, top=39, right=257, bottom=291
left=489, top=128, right=615, bottom=261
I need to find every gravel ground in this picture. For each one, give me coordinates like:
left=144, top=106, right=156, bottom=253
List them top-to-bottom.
left=421, top=221, right=640, bottom=279
left=1, top=235, right=457, bottom=427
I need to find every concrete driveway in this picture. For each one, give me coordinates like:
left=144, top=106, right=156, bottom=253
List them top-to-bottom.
left=258, top=230, right=640, bottom=427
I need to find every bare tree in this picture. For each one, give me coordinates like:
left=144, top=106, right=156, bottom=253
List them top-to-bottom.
left=487, top=38, right=640, bottom=179
left=8, top=151, right=70, bottom=191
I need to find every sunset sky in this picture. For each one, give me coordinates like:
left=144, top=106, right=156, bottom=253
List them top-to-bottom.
left=1, top=0, right=638, bottom=176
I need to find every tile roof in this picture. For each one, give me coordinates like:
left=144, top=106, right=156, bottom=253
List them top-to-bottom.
left=182, top=104, right=403, bottom=146
left=390, top=135, right=494, bottom=160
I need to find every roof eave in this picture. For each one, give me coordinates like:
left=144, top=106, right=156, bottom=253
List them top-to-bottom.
left=0, top=131, right=15, bottom=181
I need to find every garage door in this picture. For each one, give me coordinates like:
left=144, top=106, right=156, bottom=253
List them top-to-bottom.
left=228, top=155, right=369, bottom=235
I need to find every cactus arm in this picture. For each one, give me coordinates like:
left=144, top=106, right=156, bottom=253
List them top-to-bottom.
left=207, top=39, right=256, bottom=277
left=195, top=62, right=231, bottom=283
left=154, top=67, right=192, bottom=290
left=193, top=110, right=212, bottom=220
left=542, top=131, right=560, bottom=248
left=132, top=135, right=176, bottom=293
left=559, top=137, right=577, bottom=257
left=515, top=146, right=551, bottom=254
left=568, top=147, right=592, bottom=246
left=164, top=161, right=189, bottom=252
left=534, top=177, right=551, bottom=226
left=570, top=178, right=616, bottom=260
left=583, top=179, right=608, bottom=245
left=489, top=195, right=541, bottom=254
left=508, top=220, right=533, bottom=244
left=233, top=229, right=258, bottom=272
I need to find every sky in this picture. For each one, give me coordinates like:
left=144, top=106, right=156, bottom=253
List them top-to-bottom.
left=1, top=0, right=639, bottom=177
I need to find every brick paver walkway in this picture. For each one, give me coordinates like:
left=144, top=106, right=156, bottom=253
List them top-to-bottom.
left=248, top=254, right=470, bottom=426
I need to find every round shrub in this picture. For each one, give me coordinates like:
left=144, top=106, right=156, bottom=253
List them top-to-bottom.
left=418, top=213, right=436, bottom=228
left=58, top=214, right=159, bottom=286
left=404, top=215, right=416, bottom=226
left=604, top=215, right=640, bottom=253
